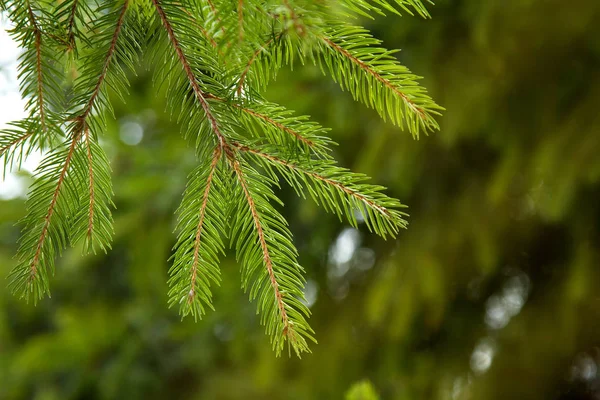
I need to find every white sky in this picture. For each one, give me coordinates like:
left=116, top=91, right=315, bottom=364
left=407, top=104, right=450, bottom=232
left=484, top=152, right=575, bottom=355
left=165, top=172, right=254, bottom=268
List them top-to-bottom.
left=0, top=17, right=41, bottom=200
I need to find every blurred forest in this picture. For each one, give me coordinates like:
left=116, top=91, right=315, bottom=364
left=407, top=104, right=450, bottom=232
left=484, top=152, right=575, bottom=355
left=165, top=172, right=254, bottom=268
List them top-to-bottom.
left=1, top=0, right=600, bottom=399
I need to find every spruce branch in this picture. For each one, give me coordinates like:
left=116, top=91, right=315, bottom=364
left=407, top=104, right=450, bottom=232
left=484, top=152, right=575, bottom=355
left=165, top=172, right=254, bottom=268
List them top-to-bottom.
left=4, top=0, right=442, bottom=356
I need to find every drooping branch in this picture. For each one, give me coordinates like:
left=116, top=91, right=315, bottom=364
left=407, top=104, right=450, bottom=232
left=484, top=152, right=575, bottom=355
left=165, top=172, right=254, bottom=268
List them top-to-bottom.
left=27, top=0, right=130, bottom=287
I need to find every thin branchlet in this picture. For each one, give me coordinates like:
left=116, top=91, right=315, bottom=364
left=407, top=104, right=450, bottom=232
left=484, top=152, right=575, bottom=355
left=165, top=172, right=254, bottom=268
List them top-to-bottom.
left=25, top=0, right=46, bottom=131
left=151, top=0, right=226, bottom=146
left=320, top=36, right=427, bottom=119
left=233, top=143, right=392, bottom=217
left=188, top=146, right=221, bottom=305
left=226, top=147, right=291, bottom=336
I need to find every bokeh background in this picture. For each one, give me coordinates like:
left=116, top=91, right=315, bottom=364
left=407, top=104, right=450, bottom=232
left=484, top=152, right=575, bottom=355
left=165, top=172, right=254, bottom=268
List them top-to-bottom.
left=1, top=1, right=600, bottom=399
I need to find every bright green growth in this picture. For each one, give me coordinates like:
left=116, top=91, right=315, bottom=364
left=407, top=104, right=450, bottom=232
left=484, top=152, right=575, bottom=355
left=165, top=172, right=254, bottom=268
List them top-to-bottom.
left=0, top=0, right=441, bottom=356
left=345, top=380, right=381, bottom=400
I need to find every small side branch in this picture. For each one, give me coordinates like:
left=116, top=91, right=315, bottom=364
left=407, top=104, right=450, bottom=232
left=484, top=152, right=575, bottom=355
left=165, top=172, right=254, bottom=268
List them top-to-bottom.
left=26, top=0, right=46, bottom=131
left=80, top=0, right=129, bottom=119
left=152, top=0, right=226, bottom=145
left=320, top=36, right=426, bottom=119
left=28, top=134, right=79, bottom=286
left=234, top=143, right=392, bottom=217
left=188, top=146, right=221, bottom=304
left=226, top=148, right=291, bottom=336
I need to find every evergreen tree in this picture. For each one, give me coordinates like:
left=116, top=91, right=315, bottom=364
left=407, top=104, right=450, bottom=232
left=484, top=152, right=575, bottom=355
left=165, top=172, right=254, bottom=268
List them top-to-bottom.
left=0, top=0, right=441, bottom=355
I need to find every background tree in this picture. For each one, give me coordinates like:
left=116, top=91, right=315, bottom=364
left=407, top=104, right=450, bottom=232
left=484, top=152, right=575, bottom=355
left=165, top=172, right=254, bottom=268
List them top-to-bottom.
left=1, top=0, right=600, bottom=399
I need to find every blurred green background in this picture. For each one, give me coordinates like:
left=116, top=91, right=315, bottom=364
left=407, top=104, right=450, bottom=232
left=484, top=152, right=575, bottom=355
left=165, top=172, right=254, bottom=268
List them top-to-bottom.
left=1, top=1, right=600, bottom=399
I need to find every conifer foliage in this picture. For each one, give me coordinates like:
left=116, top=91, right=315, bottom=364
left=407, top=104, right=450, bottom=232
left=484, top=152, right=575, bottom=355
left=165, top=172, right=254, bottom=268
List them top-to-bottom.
left=0, top=0, right=441, bottom=355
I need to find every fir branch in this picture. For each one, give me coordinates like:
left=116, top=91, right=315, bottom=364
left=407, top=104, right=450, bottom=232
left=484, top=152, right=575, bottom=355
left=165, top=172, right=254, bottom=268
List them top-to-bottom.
left=4, top=0, right=441, bottom=356
left=9, top=0, right=129, bottom=299
left=321, top=36, right=424, bottom=117
left=239, top=106, right=313, bottom=147
left=0, top=119, right=53, bottom=177
left=0, top=125, right=34, bottom=178
left=20, top=134, right=79, bottom=298
left=229, top=152, right=290, bottom=331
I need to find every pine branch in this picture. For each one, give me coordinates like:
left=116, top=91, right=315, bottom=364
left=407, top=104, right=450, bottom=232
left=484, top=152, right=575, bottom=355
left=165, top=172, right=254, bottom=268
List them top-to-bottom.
left=78, top=0, right=129, bottom=120
left=224, top=97, right=334, bottom=156
left=0, top=119, right=55, bottom=177
left=0, top=128, right=33, bottom=177
left=9, top=135, right=80, bottom=301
